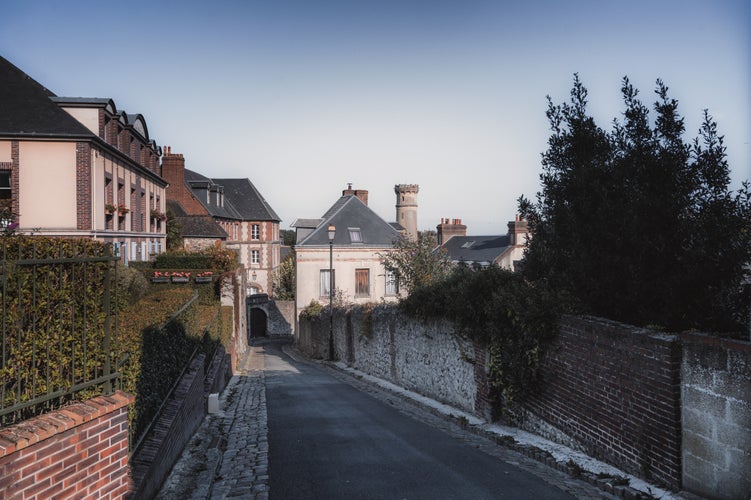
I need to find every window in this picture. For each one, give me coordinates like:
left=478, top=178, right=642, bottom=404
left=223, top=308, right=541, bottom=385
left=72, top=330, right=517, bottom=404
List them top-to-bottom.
left=0, top=171, right=12, bottom=220
left=251, top=224, right=260, bottom=240
left=348, top=227, right=362, bottom=243
left=251, top=250, right=260, bottom=264
left=355, top=268, right=370, bottom=297
left=320, top=269, right=335, bottom=297
left=385, top=270, right=399, bottom=296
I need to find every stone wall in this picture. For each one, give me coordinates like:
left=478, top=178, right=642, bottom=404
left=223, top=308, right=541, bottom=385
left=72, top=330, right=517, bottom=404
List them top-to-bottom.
left=268, top=300, right=295, bottom=336
left=298, top=306, right=751, bottom=495
left=304, top=306, right=478, bottom=414
left=681, top=333, right=751, bottom=499
left=0, top=391, right=133, bottom=499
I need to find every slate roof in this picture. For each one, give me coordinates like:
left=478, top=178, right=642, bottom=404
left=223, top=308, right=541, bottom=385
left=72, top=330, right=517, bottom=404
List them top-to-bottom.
left=0, top=56, right=93, bottom=138
left=183, top=169, right=281, bottom=222
left=212, top=178, right=280, bottom=222
left=296, top=195, right=400, bottom=247
left=167, top=199, right=227, bottom=238
left=180, top=216, right=228, bottom=239
left=291, top=218, right=323, bottom=229
left=440, top=235, right=512, bottom=265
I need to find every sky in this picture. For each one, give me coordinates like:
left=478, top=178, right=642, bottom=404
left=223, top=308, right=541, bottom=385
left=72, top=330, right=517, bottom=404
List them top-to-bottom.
left=2, top=0, right=749, bottom=235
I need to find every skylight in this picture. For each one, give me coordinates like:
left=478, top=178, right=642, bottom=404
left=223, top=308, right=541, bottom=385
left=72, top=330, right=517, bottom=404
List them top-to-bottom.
left=349, top=228, right=363, bottom=243
left=461, top=241, right=475, bottom=248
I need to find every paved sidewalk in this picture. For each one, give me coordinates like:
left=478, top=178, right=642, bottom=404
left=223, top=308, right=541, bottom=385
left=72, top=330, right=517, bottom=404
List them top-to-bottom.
left=156, top=345, right=269, bottom=500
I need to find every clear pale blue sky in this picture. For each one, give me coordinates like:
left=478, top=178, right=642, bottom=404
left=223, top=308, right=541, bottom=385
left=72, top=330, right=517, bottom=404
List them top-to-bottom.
left=2, top=0, right=749, bottom=234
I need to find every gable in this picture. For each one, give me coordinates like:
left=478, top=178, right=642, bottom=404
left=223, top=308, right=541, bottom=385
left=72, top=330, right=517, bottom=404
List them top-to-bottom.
left=297, top=195, right=400, bottom=247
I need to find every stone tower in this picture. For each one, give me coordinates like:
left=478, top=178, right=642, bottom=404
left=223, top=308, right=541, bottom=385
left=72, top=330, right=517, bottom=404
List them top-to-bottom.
left=394, top=184, right=419, bottom=241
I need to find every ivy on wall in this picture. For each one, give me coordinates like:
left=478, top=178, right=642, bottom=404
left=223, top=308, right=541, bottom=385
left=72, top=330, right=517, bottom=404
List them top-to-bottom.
left=400, top=265, right=566, bottom=408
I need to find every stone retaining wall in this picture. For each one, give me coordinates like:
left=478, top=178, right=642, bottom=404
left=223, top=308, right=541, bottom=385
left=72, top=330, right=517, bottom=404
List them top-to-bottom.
left=298, top=305, right=751, bottom=495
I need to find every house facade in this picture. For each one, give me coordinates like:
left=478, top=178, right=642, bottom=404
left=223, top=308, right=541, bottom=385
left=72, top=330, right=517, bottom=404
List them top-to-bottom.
left=0, top=56, right=167, bottom=262
left=161, top=148, right=281, bottom=295
left=293, top=185, right=413, bottom=321
left=437, top=215, right=529, bottom=270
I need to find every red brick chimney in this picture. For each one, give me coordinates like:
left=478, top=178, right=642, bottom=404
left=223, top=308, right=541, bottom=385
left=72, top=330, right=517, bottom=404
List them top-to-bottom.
left=160, top=146, right=208, bottom=215
left=342, top=183, right=369, bottom=206
left=507, top=214, right=529, bottom=246
left=436, top=218, right=467, bottom=245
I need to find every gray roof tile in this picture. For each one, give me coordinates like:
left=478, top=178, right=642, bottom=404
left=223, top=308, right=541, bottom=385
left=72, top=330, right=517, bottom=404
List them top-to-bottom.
left=297, top=195, right=400, bottom=247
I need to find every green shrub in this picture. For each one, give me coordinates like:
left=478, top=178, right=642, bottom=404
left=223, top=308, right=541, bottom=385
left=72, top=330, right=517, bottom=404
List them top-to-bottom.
left=0, top=236, right=113, bottom=423
left=116, top=262, right=150, bottom=308
left=401, top=265, right=567, bottom=407
left=300, top=300, right=324, bottom=320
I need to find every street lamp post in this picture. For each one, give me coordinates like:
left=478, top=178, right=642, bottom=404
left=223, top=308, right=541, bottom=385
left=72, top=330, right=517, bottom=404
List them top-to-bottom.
left=328, top=224, right=336, bottom=361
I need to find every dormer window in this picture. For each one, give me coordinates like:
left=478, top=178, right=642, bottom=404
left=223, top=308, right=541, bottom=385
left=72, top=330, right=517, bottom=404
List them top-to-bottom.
left=348, top=227, right=362, bottom=243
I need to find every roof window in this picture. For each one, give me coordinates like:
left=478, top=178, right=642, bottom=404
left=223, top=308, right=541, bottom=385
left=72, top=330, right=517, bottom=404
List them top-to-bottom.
left=348, top=228, right=363, bottom=243
left=461, top=241, right=475, bottom=248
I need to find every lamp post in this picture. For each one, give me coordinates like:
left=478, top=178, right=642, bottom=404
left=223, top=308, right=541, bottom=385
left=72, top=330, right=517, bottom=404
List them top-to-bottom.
left=328, top=224, right=336, bottom=361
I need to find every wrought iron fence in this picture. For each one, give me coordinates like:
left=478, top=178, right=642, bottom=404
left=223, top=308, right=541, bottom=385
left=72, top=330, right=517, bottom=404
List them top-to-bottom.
left=0, top=238, right=119, bottom=427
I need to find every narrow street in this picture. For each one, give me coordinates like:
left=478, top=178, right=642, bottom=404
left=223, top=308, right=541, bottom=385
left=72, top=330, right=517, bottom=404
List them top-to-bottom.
left=159, top=339, right=614, bottom=499
left=265, top=341, right=578, bottom=500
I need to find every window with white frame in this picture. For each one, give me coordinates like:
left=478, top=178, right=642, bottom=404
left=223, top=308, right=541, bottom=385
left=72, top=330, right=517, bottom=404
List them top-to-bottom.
left=0, top=171, right=12, bottom=225
left=251, top=224, right=260, bottom=240
left=348, top=227, right=362, bottom=243
left=251, top=249, right=260, bottom=264
left=320, top=269, right=335, bottom=297
left=385, top=270, right=399, bottom=296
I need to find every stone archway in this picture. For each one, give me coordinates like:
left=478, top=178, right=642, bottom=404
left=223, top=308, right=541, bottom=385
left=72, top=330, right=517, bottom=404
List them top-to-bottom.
left=249, top=307, right=268, bottom=338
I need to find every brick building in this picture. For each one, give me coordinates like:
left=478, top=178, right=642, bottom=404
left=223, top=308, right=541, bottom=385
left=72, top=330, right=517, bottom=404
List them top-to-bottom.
left=0, top=56, right=167, bottom=261
left=161, top=147, right=281, bottom=295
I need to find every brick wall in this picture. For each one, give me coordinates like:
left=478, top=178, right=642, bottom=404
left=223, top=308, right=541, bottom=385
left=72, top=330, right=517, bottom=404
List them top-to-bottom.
left=75, top=142, right=91, bottom=230
left=521, top=316, right=682, bottom=489
left=681, top=332, right=751, bottom=499
left=129, top=355, right=206, bottom=499
left=0, top=391, right=133, bottom=499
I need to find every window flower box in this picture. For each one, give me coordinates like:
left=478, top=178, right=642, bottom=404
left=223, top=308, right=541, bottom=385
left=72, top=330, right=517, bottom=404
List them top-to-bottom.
left=105, top=204, right=116, bottom=215
left=117, top=204, right=129, bottom=216
left=150, top=209, right=167, bottom=221
left=151, top=271, right=170, bottom=283
left=171, top=271, right=191, bottom=283
left=195, top=271, right=213, bottom=284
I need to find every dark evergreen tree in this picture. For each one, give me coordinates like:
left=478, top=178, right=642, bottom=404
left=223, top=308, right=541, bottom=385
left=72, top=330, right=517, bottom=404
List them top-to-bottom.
left=520, top=75, right=750, bottom=333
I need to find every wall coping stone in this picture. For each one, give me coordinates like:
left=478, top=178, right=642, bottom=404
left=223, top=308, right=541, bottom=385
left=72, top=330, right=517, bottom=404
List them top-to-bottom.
left=0, top=390, right=133, bottom=457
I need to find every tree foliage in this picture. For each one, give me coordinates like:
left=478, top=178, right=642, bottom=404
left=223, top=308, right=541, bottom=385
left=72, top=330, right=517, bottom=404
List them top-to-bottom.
left=519, top=75, right=751, bottom=333
left=165, top=209, right=183, bottom=250
left=280, top=229, right=296, bottom=246
left=380, top=231, right=452, bottom=293
left=271, top=253, right=295, bottom=300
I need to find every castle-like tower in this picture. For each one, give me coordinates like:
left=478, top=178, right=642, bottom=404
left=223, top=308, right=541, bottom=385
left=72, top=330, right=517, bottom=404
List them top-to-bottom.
left=395, top=184, right=419, bottom=241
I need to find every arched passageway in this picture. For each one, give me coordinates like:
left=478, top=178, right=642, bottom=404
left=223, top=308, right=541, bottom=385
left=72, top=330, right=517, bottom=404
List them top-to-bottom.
left=249, top=307, right=268, bottom=339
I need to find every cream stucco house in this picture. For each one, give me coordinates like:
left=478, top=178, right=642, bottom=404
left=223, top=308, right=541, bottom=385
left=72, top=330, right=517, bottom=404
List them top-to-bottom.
left=0, top=56, right=167, bottom=261
left=292, top=186, right=412, bottom=322
left=436, top=215, right=529, bottom=271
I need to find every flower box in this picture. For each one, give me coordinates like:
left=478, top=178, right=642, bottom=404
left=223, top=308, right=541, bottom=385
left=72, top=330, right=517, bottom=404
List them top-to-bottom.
left=171, top=276, right=189, bottom=283
left=195, top=276, right=213, bottom=284
left=151, top=277, right=169, bottom=283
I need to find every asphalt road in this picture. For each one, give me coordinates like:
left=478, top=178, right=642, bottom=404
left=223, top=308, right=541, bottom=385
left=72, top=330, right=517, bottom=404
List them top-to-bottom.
left=265, top=342, right=575, bottom=500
